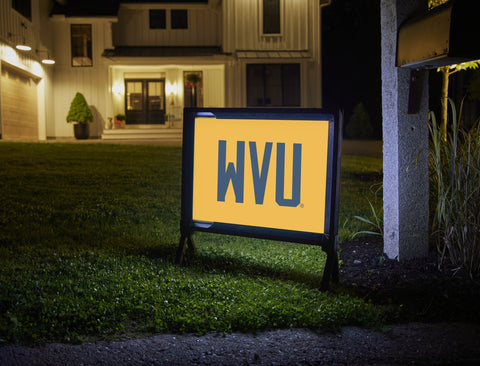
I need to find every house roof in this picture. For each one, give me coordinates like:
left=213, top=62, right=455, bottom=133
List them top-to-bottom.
left=50, top=0, right=209, bottom=17
left=51, top=0, right=120, bottom=17
left=102, top=46, right=226, bottom=58
left=236, top=51, right=312, bottom=59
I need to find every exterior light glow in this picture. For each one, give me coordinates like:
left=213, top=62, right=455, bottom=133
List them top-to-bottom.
left=16, top=44, right=31, bottom=51
left=41, top=58, right=55, bottom=65
left=166, top=82, right=178, bottom=95
left=112, top=83, right=125, bottom=95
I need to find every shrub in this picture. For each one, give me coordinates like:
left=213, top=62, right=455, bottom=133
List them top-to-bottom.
left=66, top=92, right=93, bottom=124
left=429, top=99, right=480, bottom=278
left=345, top=103, right=373, bottom=139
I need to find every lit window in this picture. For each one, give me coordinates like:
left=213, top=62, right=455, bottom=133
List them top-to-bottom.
left=150, top=9, right=166, bottom=29
left=71, top=24, right=92, bottom=67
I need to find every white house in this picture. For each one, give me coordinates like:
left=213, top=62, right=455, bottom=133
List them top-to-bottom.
left=0, top=0, right=330, bottom=141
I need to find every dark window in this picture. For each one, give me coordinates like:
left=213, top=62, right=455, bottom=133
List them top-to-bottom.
left=12, top=0, right=31, bottom=20
left=263, top=0, right=280, bottom=34
left=149, top=9, right=166, bottom=29
left=171, top=9, right=188, bottom=29
left=71, top=25, right=92, bottom=67
left=247, top=63, right=300, bottom=107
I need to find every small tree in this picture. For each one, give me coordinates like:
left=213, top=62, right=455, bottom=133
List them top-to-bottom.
left=437, top=61, right=480, bottom=141
left=66, top=92, right=93, bottom=124
left=345, top=103, right=373, bottom=139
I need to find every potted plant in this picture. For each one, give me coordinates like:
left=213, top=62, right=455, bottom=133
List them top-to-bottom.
left=66, top=92, right=93, bottom=139
left=115, top=114, right=126, bottom=128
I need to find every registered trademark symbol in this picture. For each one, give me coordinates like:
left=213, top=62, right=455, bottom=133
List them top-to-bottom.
left=300, top=203, right=304, bottom=208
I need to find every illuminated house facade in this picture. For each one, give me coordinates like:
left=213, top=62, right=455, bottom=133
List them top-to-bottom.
left=0, top=0, right=330, bottom=141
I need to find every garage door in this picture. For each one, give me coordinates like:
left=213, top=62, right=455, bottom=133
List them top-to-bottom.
left=1, top=64, right=38, bottom=140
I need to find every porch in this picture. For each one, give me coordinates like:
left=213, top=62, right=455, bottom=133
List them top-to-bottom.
left=102, top=124, right=182, bottom=143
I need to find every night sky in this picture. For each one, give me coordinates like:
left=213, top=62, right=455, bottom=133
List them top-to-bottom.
left=322, top=0, right=382, bottom=139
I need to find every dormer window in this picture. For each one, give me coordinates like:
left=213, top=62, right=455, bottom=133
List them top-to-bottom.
left=149, top=9, right=166, bottom=29
left=149, top=9, right=188, bottom=30
left=171, top=9, right=188, bottom=29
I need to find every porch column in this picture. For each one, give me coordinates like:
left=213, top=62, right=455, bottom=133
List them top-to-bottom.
left=381, top=0, right=429, bottom=260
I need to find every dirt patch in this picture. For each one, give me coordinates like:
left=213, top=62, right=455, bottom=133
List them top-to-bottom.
left=1, top=237, right=480, bottom=365
left=338, top=237, right=480, bottom=324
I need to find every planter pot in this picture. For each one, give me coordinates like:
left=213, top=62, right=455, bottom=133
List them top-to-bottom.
left=74, top=123, right=90, bottom=140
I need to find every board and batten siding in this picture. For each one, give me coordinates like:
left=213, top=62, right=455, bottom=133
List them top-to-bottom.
left=223, top=0, right=312, bottom=52
left=112, top=6, right=221, bottom=46
left=51, top=20, right=111, bottom=138
left=202, top=67, right=225, bottom=107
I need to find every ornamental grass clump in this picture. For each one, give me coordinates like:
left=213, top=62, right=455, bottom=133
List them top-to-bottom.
left=429, top=99, right=480, bottom=279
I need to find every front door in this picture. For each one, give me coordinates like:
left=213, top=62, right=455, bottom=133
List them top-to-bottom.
left=125, top=79, right=165, bottom=124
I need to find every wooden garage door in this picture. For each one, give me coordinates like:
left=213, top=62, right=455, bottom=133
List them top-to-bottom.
left=1, top=65, right=38, bottom=140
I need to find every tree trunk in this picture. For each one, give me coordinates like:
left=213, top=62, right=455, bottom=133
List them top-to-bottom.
left=440, top=68, right=449, bottom=141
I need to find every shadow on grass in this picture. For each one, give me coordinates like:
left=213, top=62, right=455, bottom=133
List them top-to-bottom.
left=121, top=239, right=326, bottom=289
left=182, top=249, right=323, bottom=289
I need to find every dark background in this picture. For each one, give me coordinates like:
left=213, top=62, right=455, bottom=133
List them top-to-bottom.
left=322, top=0, right=382, bottom=139
left=322, top=0, right=480, bottom=139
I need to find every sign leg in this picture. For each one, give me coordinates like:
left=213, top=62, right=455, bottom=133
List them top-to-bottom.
left=175, top=234, right=196, bottom=265
left=320, top=240, right=339, bottom=291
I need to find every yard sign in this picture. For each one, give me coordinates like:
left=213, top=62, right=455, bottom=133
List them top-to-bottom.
left=177, top=108, right=342, bottom=289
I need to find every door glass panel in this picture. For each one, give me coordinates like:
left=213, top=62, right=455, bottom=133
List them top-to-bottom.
left=246, top=64, right=264, bottom=106
left=265, top=64, right=282, bottom=106
left=282, top=64, right=301, bottom=106
left=148, top=81, right=165, bottom=111
left=126, top=82, right=143, bottom=111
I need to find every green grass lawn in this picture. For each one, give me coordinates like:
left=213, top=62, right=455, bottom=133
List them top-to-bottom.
left=0, top=142, right=384, bottom=344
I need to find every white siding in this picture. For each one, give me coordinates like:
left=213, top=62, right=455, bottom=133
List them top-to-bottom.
left=0, top=0, right=55, bottom=140
left=223, top=0, right=311, bottom=52
left=113, top=6, right=221, bottom=46
left=51, top=20, right=111, bottom=138
left=203, top=67, right=225, bottom=107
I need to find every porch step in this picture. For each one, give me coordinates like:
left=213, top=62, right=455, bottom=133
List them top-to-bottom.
left=102, top=127, right=182, bottom=141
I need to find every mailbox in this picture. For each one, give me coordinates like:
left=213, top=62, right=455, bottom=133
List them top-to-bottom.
left=397, top=0, right=480, bottom=69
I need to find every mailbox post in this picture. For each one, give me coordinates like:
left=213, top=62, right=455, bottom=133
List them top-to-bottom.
left=381, top=0, right=479, bottom=261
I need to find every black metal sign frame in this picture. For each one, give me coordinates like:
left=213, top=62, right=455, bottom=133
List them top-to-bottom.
left=177, top=108, right=342, bottom=290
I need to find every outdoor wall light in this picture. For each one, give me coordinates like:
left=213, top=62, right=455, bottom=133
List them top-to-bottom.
left=9, top=23, right=31, bottom=51
left=8, top=32, right=31, bottom=51
left=16, top=42, right=31, bottom=51
left=37, top=49, right=55, bottom=65
left=166, top=82, right=178, bottom=95
left=112, top=83, right=124, bottom=95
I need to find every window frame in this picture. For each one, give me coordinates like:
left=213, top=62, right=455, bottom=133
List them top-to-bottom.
left=260, top=0, right=284, bottom=36
left=149, top=9, right=167, bottom=29
left=171, top=9, right=188, bottom=30
left=71, top=24, right=93, bottom=67
left=246, top=63, right=301, bottom=107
